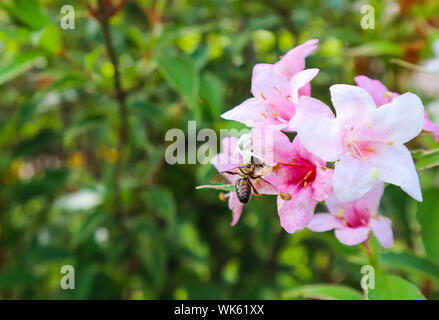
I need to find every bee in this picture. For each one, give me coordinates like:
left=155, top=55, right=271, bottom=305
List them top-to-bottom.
left=211, top=156, right=278, bottom=204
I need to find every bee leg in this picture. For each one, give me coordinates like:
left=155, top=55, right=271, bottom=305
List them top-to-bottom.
left=248, top=180, right=259, bottom=196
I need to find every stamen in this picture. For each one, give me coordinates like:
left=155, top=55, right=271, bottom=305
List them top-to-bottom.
left=273, top=86, right=281, bottom=94
left=385, top=91, right=393, bottom=98
left=261, top=92, right=267, bottom=100
left=260, top=112, right=267, bottom=120
left=387, top=141, right=394, bottom=145
left=280, top=192, right=292, bottom=200
left=336, top=208, right=345, bottom=217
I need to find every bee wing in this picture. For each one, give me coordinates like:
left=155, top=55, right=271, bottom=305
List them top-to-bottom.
left=210, top=169, right=239, bottom=185
left=251, top=178, right=278, bottom=195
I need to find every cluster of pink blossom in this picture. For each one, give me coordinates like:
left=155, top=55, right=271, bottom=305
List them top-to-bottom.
left=212, top=39, right=439, bottom=248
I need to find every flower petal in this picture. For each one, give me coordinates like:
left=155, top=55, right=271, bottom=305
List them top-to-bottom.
left=274, top=39, right=319, bottom=79
left=251, top=64, right=294, bottom=115
left=290, top=68, right=319, bottom=104
left=354, top=75, right=393, bottom=107
left=330, top=84, right=376, bottom=120
left=369, top=92, right=424, bottom=144
left=291, top=96, right=343, bottom=161
left=221, top=98, right=287, bottom=130
left=423, top=111, right=439, bottom=142
left=251, top=128, right=295, bottom=166
left=211, top=136, right=241, bottom=173
left=369, top=144, right=422, bottom=201
left=333, top=155, right=376, bottom=202
left=312, top=166, right=334, bottom=202
left=354, top=182, right=385, bottom=216
left=277, top=189, right=316, bottom=234
left=228, top=192, right=244, bottom=226
left=307, top=213, right=343, bottom=232
left=370, top=215, right=394, bottom=248
left=335, top=226, right=370, bottom=246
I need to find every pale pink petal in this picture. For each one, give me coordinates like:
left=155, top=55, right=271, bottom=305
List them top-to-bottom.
left=274, top=39, right=319, bottom=79
left=251, top=64, right=294, bottom=115
left=290, top=68, right=319, bottom=104
left=354, top=75, right=393, bottom=106
left=330, top=84, right=376, bottom=120
left=369, top=93, right=424, bottom=144
left=291, top=96, right=343, bottom=162
left=221, top=98, right=286, bottom=130
left=423, top=112, right=439, bottom=142
left=250, top=127, right=295, bottom=166
left=211, top=136, right=241, bottom=173
left=369, top=144, right=422, bottom=201
left=333, top=155, right=376, bottom=202
left=312, top=166, right=334, bottom=201
left=354, top=182, right=385, bottom=216
left=277, top=189, right=316, bottom=234
left=228, top=192, right=244, bottom=226
left=325, top=192, right=347, bottom=215
left=307, top=213, right=343, bottom=232
left=370, top=215, right=394, bottom=248
left=335, top=226, right=370, bottom=246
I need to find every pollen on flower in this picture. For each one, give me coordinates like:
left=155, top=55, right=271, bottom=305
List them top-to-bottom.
left=385, top=91, right=393, bottom=98
left=260, top=92, right=267, bottom=100
left=260, top=112, right=268, bottom=120
left=272, top=113, right=280, bottom=118
left=367, top=122, right=374, bottom=129
left=387, top=141, right=394, bottom=145
left=370, top=167, right=380, bottom=179
left=219, top=192, right=227, bottom=201
left=280, top=192, right=292, bottom=200
left=336, top=208, right=345, bottom=217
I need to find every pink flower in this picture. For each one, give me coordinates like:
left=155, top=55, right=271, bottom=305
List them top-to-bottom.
left=221, top=40, right=319, bottom=131
left=355, top=75, right=439, bottom=142
left=291, top=84, right=424, bottom=202
left=210, top=128, right=285, bottom=226
left=211, top=128, right=333, bottom=231
left=265, top=136, right=333, bottom=233
left=307, top=182, right=393, bottom=248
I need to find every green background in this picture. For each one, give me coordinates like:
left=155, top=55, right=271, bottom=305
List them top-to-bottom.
left=0, top=0, right=439, bottom=300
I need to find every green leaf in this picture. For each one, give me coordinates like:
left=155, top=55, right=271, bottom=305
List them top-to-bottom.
left=13, top=0, right=52, bottom=30
left=35, top=25, right=62, bottom=55
left=346, top=41, right=402, bottom=57
left=0, top=52, right=41, bottom=86
left=155, top=52, right=200, bottom=119
left=200, top=72, right=224, bottom=118
left=64, top=114, right=107, bottom=147
left=412, top=149, right=439, bottom=170
left=144, top=187, right=176, bottom=225
left=417, top=189, right=439, bottom=264
left=71, top=209, right=108, bottom=247
left=381, top=251, right=439, bottom=282
left=369, top=274, right=425, bottom=300
left=283, top=284, right=364, bottom=300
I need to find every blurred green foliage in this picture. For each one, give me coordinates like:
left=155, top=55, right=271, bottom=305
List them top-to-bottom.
left=0, top=0, right=439, bottom=300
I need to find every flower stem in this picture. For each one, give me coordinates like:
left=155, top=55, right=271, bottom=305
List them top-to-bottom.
left=362, top=238, right=378, bottom=270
